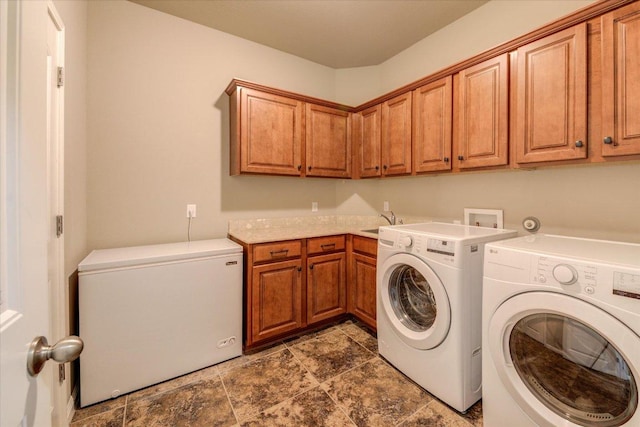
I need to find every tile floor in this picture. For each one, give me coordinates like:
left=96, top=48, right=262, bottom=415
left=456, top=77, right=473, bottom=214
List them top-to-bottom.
left=71, top=320, right=482, bottom=427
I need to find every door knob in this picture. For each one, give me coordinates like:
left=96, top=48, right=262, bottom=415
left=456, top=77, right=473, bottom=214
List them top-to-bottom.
left=27, top=335, right=84, bottom=377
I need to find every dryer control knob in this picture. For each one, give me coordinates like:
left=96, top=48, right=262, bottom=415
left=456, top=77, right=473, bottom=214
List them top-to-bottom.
left=399, top=236, right=413, bottom=247
left=553, top=264, right=578, bottom=285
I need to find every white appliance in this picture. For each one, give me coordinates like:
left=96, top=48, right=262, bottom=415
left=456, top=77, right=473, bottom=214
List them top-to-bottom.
left=376, top=222, right=517, bottom=412
left=483, top=234, right=640, bottom=427
left=78, top=239, right=243, bottom=407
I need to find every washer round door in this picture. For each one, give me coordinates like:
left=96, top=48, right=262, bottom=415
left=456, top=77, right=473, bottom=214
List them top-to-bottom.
left=378, top=253, right=451, bottom=350
left=488, top=291, right=640, bottom=427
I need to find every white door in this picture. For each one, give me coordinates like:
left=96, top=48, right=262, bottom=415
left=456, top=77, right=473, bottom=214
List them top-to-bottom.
left=1, top=1, right=60, bottom=425
left=378, top=253, right=451, bottom=349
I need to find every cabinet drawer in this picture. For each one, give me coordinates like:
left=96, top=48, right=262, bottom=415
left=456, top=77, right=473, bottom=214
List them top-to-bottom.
left=307, top=235, right=346, bottom=255
left=352, top=235, right=377, bottom=257
left=253, top=240, right=301, bottom=263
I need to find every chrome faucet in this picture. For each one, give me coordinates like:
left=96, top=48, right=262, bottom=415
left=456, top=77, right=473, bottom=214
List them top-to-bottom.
left=380, top=210, right=396, bottom=225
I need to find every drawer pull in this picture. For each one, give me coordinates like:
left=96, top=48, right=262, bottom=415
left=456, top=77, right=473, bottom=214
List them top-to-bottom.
left=320, top=243, right=336, bottom=250
left=270, top=249, right=289, bottom=257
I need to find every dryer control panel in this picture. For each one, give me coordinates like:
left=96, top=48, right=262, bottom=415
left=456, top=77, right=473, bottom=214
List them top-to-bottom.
left=531, top=255, right=640, bottom=308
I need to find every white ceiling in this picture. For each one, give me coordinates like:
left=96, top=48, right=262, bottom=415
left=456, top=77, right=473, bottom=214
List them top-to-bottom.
left=128, top=0, right=489, bottom=69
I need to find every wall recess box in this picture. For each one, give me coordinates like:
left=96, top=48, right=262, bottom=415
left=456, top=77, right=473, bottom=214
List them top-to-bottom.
left=464, top=208, right=504, bottom=229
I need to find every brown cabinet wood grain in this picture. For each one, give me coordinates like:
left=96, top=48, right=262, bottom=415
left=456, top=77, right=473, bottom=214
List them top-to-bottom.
left=602, top=1, right=640, bottom=157
left=513, top=24, right=588, bottom=164
left=456, top=54, right=509, bottom=169
left=412, top=76, right=453, bottom=173
left=231, top=87, right=303, bottom=176
left=381, top=92, right=412, bottom=176
left=305, top=104, right=352, bottom=178
left=356, top=105, right=382, bottom=178
left=307, top=235, right=346, bottom=255
left=349, top=236, right=377, bottom=330
left=253, top=240, right=302, bottom=263
left=307, top=252, right=347, bottom=324
left=251, top=259, right=303, bottom=343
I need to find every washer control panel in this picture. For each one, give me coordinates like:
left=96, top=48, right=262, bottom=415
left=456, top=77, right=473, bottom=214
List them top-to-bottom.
left=534, top=257, right=598, bottom=292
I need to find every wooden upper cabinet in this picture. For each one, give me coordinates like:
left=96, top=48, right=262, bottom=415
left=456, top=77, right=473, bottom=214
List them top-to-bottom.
left=602, top=1, right=640, bottom=157
left=513, top=24, right=588, bottom=164
left=456, top=54, right=509, bottom=169
left=412, top=76, right=453, bottom=173
left=232, top=87, right=303, bottom=176
left=381, top=93, right=412, bottom=176
left=305, top=104, right=351, bottom=178
left=357, top=105, right=382, bottom=178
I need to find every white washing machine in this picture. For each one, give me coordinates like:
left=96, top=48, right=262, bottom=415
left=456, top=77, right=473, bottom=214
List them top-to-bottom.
left=377, top=222, right=517, bottom=412
left=483, top=234, right=640, bottom=427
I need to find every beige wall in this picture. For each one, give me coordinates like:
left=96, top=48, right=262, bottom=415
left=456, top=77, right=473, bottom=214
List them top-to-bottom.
left=87, top=0, right=640, bottom=251
left=87, top=0, right=339, bottom=249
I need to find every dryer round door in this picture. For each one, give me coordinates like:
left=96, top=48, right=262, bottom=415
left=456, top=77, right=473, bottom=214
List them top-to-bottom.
left=378, top=253, right=451, bottom=350
left=488, top=291, right=640, bottom=427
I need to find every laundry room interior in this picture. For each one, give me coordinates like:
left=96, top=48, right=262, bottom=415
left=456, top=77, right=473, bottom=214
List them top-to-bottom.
left=3, top=0, right=640, bottom=426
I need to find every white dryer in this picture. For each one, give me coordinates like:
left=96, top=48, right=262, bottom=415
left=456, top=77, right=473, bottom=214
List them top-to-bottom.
left=377, top=222, right=517, bottom=412
left=483, top=234, right=640, bottom=427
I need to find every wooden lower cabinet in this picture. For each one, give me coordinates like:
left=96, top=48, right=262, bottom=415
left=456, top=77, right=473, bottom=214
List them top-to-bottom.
left=240, top=235, right=351, bottom=348
left=348, top=235, right=378, bottom=330
left=307, top=252, right=347, bottom=324
left=251, top=259, right=303, bottom=344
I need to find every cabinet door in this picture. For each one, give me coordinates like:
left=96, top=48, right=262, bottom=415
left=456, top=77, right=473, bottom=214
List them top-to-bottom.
left=602, top=2, right=640, bottom=156
left=514, top=24, right=587, bottom=164
left=457, top=54, right=509, bottom=169
left=412, top=76, right=453, bottom=173
left=239, top=88, right=303, bottom=175
left=381, top=93, right=412, bottom=176
left=306, top=104, right=351, bottom=178
left=358, top=105, right=382, bottom=178
left=307, top=252, right=347, bottom=324
left=349, top=253, right=377, bottom=330
left=252, top=259, right=303, bottom=343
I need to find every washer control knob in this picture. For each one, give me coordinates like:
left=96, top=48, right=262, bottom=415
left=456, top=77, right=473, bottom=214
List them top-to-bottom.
left=399, top=236, right=413, bottom=247
left=553, top=264, right=578, bottom=285
left=538, top=275, right=547, bottom=284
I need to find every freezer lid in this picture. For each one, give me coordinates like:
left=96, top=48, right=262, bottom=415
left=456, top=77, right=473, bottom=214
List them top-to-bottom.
left=78, top=239, right=242, bottom=272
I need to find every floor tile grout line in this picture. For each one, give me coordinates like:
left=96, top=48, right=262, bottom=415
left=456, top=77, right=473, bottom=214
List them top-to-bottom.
left=218, top=369, right=242, bottom=426
left=318, top=382, right=359, bottom=426
left=121, top=395, right=128, bottom=427
left=393, top=401, right=431, bottom=426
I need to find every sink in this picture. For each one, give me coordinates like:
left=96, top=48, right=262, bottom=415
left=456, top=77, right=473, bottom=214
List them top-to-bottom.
left=361, top=228, right=379, bottom=234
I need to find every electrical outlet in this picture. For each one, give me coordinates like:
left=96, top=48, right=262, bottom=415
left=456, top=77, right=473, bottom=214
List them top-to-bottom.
left=383, top=201, right=390, bottom=211
left=311, top=202, right=318, bottom=212
left=186, top=204, right=196, bottom=218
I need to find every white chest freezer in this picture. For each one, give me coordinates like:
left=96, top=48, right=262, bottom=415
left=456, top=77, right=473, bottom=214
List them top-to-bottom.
left=78, top=239, right=243, bottom=407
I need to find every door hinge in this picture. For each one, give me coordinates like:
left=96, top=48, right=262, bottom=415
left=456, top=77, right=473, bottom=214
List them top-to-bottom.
left=57, top=66, right=64, bottom=88
left=56, top=215, right=63, bottom=238
left=58, top=364, right=65, bottom=383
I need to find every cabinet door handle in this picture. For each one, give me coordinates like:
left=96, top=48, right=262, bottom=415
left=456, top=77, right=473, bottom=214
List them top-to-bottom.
left=603, top=136, right=617, bottom=146
left=575, top=140, right=584, bottom=148
left=458, top=155, right=464, bottom=161
left=443, top=157, right=449, bottom=163
left=297, top=165, right=302, bottom=171
left=308, top=166, right=313, bottom=171
left=375, top=166, right=379, bottom=171
left=320, top=243, right=336, bottom=250
left=270, top=249, right=289, bottom=258
left=309, top=264, right=314, bottom=270
left=297, top=266, right=302, bottom=272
